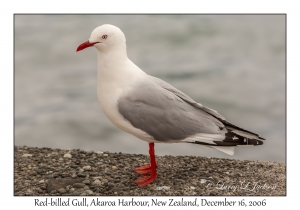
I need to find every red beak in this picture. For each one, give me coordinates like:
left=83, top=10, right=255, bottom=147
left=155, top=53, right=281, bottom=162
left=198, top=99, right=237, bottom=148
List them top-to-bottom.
left=76, top=41, right=100, bottom=52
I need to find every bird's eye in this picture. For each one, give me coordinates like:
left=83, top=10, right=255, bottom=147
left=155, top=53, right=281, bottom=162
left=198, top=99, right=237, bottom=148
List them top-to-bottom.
left=102, top=35, right=108, bottom=39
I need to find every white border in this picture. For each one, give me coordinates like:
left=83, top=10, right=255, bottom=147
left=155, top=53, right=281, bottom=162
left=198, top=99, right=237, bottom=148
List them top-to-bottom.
left=1, top=0, right=297, bottom=208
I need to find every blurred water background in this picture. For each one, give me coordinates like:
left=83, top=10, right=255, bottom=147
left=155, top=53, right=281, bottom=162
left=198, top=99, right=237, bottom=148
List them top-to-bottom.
left=15, top=15, right=285, bottom=162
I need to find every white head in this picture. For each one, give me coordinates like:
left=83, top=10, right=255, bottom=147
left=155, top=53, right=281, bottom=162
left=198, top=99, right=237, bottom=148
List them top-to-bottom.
left=77, top=24, right=126, bottom=52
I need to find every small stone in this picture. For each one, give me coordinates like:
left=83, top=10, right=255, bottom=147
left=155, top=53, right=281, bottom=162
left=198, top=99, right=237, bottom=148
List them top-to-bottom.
left=87, top=150, right=94, bottom=155
left=96, top=151, right=103, bottom=154
left=64, top=153, right=72, bottom=158
left=22, top=154, right=33, bottom=157
left=103, top=154, right=108, bottom=157
left=83, top=166, right=91, bottom=171
left=112, top=166, right=117, bottom=170
left=29, top=171, right=37, bottom=176
left=90, top=172, right=98, bottom=176
left=77, top=173, right=86, bottom=177
left=44, top=175, right=53, bottom=179
left=46, top=178, right=83, bottom=193
left=92, top=179, right=102, bottom=186
left=200, top=179, right=207, bottom=184
left=39, top=180, right=45, bottom=184
left=82, top=180, right=90, bottom=185
left=191, top=182, right=197, bottom=186
left=73, top=183, right=85, bottom=188
left=84, top=186, right=90, bottom=190
left=156, top=186, right=170, bottom=191
left=190, top=186, right=195, bottom=190
left=35, top=188, right=43, bottom=193
left=58, top=188, right=67, bottom=194
left=69, top=188, right=75, bottom=193
left=26, top=189, right=33, bottom=194
left=50, top=190, right=57, bottom=194
left=86, top=190, right=93, bottom=195
left=71, top=191, right=80, bottom=196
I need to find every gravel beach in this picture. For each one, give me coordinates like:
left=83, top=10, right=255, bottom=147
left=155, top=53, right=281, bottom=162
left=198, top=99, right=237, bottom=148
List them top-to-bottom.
left=14, top=146, right=286, bottom=196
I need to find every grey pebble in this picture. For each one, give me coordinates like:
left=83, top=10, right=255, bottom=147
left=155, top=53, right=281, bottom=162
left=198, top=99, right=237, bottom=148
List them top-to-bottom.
left=87, top=150, right=94, bottom=155
left=64, top=153, right=72, bottom=158
left=22, top=154, right=33, bottom=157
left=83, top=166, right=91, bottom=171
left=44, top=175, right=53, bottom=179
left=92, top=179, right=102, bottom=186
left=82, top=180, right=90, bottom=185
left=73, top=183, right=86, bottom=188
left=35, top=188, right=43, bottom=193
left=58, top=188, right=67, bottom=194
left=86, top=190, right=94, bottom=195
left=71, top=191, right=80, bottom=196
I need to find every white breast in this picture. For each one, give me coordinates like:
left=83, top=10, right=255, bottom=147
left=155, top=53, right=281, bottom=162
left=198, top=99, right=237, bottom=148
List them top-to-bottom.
left=96, top=59, right=155, bottom=142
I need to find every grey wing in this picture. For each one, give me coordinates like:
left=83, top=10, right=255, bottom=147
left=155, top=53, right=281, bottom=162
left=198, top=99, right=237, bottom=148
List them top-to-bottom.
left=149, top=75, right=226, bottom=121
left=149, top=75, right=265, bottom=141
left=117, top=78, right=225, bottom=142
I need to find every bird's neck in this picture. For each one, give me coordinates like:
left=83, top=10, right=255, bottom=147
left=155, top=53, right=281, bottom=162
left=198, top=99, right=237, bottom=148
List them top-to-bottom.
left=97, top=45, right=127, bottom=70
left=96, top=46, right=146, bottom=88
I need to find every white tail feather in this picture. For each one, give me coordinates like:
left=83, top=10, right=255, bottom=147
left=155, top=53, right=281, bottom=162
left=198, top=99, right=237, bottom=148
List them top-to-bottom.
left=210, top=146, right=235, bottom=155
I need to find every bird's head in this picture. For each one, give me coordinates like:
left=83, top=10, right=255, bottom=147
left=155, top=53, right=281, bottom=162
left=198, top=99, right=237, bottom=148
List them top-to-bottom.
left=76, top=24, right=126, bottom=52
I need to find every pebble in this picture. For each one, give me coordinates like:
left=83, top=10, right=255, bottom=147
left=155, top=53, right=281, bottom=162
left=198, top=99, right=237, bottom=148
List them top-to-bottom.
left=86, top=150, right=94, bottom=155
left=96, top=151, right=103, bottom=154
left=64, top=153, right=72, bottom=158
left=22, top=154, right=33, bottom=157
left=103, top=154, right=108, bottom=157
left=83, top=166, right=91, bottom=171
left=112, top=166, right=117, bottom=170
left=77, top=173, right=86, bottom=177
left=92, top=179, right=102, bottom=186
left=200, top=179, right=207, bottom=184
left=39, top=180, right=44, bottom=184
left=82, top=180, right=90, bottom=185
left=73, top=183, right=85, bottom=188
left=156, top=186, right=170, bottom=191
left=190, top=186, right=195, bottom=190
left=35, top=187, right=43, bottom=193
left=58, top=188, right=67, bottom=194
left=86, top=190, right=93, bottom=195
left=71, top=191, right=80, bottom=196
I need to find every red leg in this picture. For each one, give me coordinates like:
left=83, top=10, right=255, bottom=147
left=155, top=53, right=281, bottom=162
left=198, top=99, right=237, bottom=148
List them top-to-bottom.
left=133, top=143, right=157, bottom=187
